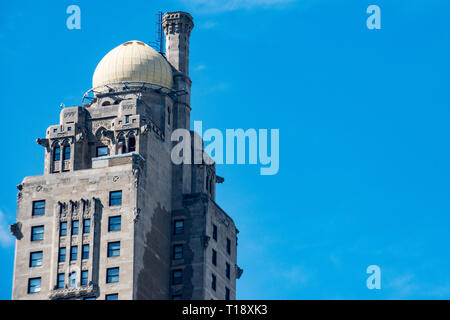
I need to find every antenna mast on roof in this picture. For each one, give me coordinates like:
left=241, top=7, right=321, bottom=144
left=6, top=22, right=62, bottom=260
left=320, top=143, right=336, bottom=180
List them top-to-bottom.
left=150, top=11, right=165, bottom=55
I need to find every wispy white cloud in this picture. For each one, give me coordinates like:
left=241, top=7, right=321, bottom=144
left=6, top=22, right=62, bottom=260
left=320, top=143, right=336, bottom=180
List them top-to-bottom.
left=180, top=0, right=295, bottom=14
left=197, top=20, right=219, bottom=30
left=193, top=64, right=207, bottom=71
left=0, top=210, right=14, bottom=248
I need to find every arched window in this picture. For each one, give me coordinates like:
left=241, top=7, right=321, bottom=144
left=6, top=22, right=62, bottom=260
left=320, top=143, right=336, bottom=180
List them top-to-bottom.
left=102, top=101, right=111, bottom=106
left=128, top=135, right=136, bottom=152
left=118, top=137, right=126, bottom=154
left=63, top=145, right=71, bottom=160
left=53, top=147, right=61, bottom=161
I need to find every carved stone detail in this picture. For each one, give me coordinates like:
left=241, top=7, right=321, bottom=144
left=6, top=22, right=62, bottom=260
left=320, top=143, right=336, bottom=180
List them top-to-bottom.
left=10, top=222, right=23, bottom=240
left=201, top=235, right=210, bottom=248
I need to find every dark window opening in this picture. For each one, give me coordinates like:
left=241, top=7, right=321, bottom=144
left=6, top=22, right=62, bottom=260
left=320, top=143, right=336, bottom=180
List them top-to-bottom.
left=128, top=136, right=136, bottom=152
left=118, top=138, right=126, bottom=154
left=63, top=146, right=71, bottom=160
left=96, top=146, right=109, bottom=157
left=53, top=147, right=61, bottom=161
left=109, top=191, right=122, bottom=206
left=32, top=200, right=45, bottom=216
left=108, top=216, right=121, bottom=231
left=83, top=219, right=91, bottom=234
left=72, top=220, right=79, bottom=235
left=174, top=220, right=184, bottom=235
left=60, top=222, right=67, bottom=236
left=212, top=224, right=218, bottom=241
left=31, top=226, right=44, bottom=241
left=226, top=238, right=231, bottom=255
left=108, top=241, right=120, bottom=257
left=82, top=244, right=89, bottom=260
left=173, top=244, right=183, bottom=260
left=70, top=246, right=78, bottom=261
left=58, top=247, right=66, bottom=262
left=212, top=249, right=217, bottom=266
left=30, top=251, right=43, bottom=267
left=226, top=263, right=231, bottom=279
left=107, top=267, right=119, bottom=283
left=81, top=270, right=88, bottom=286
left=172, top=270, right=183, bottom=285
left=57, top=273, right=64, bottom=289
left=211, top=274, right=216, bottom=291
left=28, top=278, right=41, bottom=294
left=106, top=293, right=118, bottom=300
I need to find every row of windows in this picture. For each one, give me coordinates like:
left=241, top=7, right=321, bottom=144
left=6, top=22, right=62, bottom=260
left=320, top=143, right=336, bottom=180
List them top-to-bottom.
left=53, top=146, right=71, bottom=161
left=31, top=191, right=122, bottom=217
left=30, top=208, right=122, bottom=243
left=173, top=220, right=231, bottom=255
left=212, top=224, right=232, bottom=255
left=57, top=241, right=121, bottom=263
left=57, top=244, right=90, bottom=262
left=211, top=249, right=232, bottom=280
left=27, top=268, right=120, bottom=294
left=56, top=270, right=89, bottom=288
left=170, top=270, right=231, bottom=300
left=28, top=276, right=119, bottom=300
left=172, top=287, right=230, bottom=300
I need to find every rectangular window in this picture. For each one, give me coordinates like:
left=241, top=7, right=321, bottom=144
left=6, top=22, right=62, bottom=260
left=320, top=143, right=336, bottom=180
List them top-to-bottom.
left=125, top=115, right=130, bottom=123
left=63, top=146, right=71, bottom=160
left=96, top=146, right=109, bottom=157
left=53, top=147, right=61, bottom=161
left=109, top=191, right=122, bottom=206
left=32, top=200, right=45, bottom=216
left=108, top=216, right=121, bottom=231
left=83, top=219, right=91, bottom=234
left=174, top=219, right=184, bottom=235
left=72, top=220, right=79, bottom=235
left=60, top=222, right=67, bottom=236
left=212, top=224, right=217, bottom=241
left=31, top=226, right=44, bottom=241
left=226, top=238, right=231, bottom=255
left=107, top=241, right=121, bottom=257
left=82, top=244, right=89, bottom=260
left=173, top=244, right=183, bottom=260
left=70, top=246, right=78, bottom=261
left=58, top=247, right=66, bottom=262
left=212, top=249, right=217, bottom=266
left=29, top=251, right=43, bottom=267
left=226, top=263, right=231, bottom=279
left=106, top=267, right=119, bottom=283
left=172, top=269, right=183, bottom=285
left=81, top=270, right=88, bottom=286
left=69, top=272, right=76, bottom=287
left=57, top=273, right=64, bottom=289
left=211, top=274, right=216, bottom=291
left=28, top=278, right=41, bottom=294
left=225, top=287, right=230, bottom=300
left=106, top=293, right=118, bottom=300
left=83, top=297, right=96, bottom=300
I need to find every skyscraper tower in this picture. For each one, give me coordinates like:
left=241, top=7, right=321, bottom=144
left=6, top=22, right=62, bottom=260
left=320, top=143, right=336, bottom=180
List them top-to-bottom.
left=10, top=11, right=242, bottom=300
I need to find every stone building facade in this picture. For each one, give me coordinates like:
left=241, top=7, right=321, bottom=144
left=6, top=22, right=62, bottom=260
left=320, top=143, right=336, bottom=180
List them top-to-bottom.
left=10, top=11, right=242, bottom=300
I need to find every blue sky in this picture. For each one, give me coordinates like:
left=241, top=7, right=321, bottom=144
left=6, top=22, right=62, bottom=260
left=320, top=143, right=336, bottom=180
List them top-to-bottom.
left=1, top=0, right=450, bottom=299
